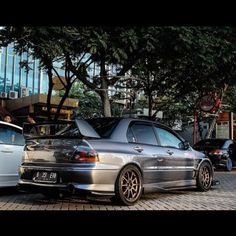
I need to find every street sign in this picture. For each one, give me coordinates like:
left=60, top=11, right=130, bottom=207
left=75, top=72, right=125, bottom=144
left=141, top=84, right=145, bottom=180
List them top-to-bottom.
left=199, top=94, right=216, bottom=112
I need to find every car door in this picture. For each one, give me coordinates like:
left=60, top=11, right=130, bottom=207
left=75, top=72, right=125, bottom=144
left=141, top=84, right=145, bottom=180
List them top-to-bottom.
left=127, top=121, right=167, bottom=185
left=0, top=124, right=24, bottom=187
left=153, top=126, right=195, bottom=187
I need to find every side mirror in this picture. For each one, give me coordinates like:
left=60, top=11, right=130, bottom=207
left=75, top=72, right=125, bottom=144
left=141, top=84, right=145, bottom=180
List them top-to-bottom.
left=179, top=141, right=190, bottom=150
left=183, top=141, right=191, bottom=150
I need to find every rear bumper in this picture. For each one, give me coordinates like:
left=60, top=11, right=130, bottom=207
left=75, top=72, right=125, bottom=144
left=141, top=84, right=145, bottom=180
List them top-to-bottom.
left=209, top=156, right=229, bottom=168
left=18, top=165, right=118, bottom=196
left=18, top=180, right=115, bottom=196
left=18, top=181, right=115, bottom=197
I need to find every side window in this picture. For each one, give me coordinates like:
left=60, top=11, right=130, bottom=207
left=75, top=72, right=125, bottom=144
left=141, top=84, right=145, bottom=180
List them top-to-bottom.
left=130, top=124, right=157, bottom=145
left=0, top=125, right=24, bottom=146
left=127, top=127, right=136, bottom=143
left=155, top=127, right=182, bottom=149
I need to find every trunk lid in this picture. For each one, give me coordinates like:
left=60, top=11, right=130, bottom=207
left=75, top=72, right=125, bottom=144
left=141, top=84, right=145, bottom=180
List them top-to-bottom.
left=23, top=120, right=100, bottom=163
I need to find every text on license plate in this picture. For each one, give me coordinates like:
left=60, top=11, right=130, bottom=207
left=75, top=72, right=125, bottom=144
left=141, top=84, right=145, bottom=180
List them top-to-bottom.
left=33, top=171, right=57, bottom=183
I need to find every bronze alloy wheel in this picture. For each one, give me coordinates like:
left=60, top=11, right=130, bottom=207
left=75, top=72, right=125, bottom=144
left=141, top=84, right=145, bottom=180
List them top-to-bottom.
left=197, top=161, right=213, bottom=191
left=115, top=165, right=143, bottom=206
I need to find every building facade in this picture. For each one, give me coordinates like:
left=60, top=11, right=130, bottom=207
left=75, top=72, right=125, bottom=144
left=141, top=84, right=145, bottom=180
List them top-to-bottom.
left=0, top=43, right=49, bottom=99
left=0, top=44, right=78, bottom=124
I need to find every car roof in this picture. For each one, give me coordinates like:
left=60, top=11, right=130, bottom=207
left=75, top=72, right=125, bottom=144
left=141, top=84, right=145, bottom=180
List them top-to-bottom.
left=87, top=117, right=169, bottom=127
left=91, top=117, right=182, bottom=142
left=0, top=121, right=22, bottom=130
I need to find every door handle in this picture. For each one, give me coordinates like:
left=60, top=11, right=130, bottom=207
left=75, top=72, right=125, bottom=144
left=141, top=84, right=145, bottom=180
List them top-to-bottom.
left=133, top=146, right=143, bottom=153
left=1, top=150, right=13, bottom=153
left=166, top=150, right=174, bottom=155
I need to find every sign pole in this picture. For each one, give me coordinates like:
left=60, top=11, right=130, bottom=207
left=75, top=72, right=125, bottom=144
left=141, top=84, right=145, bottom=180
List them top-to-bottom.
left=193, top=110, right=197, bottom=145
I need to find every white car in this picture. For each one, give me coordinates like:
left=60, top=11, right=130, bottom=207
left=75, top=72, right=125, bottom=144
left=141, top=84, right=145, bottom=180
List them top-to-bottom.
left=0, top=121, right=24, bottom=187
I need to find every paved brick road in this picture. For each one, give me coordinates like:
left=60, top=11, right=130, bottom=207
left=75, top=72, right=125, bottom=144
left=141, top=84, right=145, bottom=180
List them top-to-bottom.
left=0, top=171, right=236, bottom=210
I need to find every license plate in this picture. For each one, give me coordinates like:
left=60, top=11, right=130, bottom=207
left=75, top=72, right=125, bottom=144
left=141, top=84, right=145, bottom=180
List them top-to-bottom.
left=33, top=171, right=57, bottom=183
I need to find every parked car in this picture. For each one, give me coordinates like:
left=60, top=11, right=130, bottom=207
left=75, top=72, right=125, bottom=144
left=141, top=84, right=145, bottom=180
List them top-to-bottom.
left=18, top=118, right=215, bottom=205
left=0, top=121, right=24, bottom=187
left=193, top=138, right=236, bottom=171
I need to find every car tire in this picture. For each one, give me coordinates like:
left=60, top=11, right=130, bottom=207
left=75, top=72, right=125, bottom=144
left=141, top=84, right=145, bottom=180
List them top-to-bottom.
left=225, top=158, right=233, bottom=171
left=196, top=161, right=213, bottom=191
left=115, top=165, right=143, bottom=206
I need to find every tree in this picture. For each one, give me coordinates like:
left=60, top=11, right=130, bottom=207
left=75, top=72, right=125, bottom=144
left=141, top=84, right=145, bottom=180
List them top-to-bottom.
left=0, top=26, right=162, bottom=118
left=0, top=26, right=79, bottom=121
left=1, top=26, right=236, bottom=123
left=64, top=26, right=161, bottom=117
left=128, top=27, right=236, bottom=125
left=65, top=81, right=103, bottom=118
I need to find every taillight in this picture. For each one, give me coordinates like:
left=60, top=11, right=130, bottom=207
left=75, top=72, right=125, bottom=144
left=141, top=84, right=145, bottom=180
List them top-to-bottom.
left=73, top=147, right=99, bottom=162
left=209, top=149, right=223, bottom=155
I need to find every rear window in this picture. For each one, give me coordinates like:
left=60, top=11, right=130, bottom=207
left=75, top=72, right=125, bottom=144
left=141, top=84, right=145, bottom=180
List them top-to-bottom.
left=86, top=118, right=120, bottom=138
left=24, top=119, right=120, bottom=139
left=23, top=121, right=78, bottom=139
left=56, top=123, right=80, bottom=137
left=194, top=139, right=226, bottom=149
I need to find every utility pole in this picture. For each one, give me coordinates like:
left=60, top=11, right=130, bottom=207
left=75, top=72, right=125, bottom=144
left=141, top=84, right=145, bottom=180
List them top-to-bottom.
left=229, top=111, right=234, bottom=140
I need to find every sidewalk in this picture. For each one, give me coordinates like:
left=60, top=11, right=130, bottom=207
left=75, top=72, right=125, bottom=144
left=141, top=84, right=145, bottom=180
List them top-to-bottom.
left=1, top=171, right=236, bottom=210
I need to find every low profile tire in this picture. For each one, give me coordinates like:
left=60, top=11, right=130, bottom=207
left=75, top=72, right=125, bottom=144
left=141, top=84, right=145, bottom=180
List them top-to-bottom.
left=225, top=158, right=233, bottom=171
left=197, top=161, right=213, bottom=191
left=115, top=165, right=143, bottom=206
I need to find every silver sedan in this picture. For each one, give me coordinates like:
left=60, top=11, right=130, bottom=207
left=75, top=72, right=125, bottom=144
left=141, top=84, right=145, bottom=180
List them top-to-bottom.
left=18, top=118, right=214, bottom=205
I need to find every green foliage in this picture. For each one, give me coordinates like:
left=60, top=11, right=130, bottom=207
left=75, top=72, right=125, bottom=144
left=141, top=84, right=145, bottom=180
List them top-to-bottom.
left=1, top=26, right=236, bottom=121
left=128, top=26, right=236, bottom=123
left=68, top=81, right=103, bottom=118
left=224, top=85, right=236, bottom=113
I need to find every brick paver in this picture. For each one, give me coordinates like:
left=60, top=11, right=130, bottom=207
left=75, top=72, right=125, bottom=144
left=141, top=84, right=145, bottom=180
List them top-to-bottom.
left=0, top=171, right=236, bottom=210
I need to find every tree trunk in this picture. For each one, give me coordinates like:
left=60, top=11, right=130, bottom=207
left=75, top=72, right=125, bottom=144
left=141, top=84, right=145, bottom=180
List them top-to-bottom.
left=99, top=57, right=111, bottom=117
left=46, top=66, right=53, bottom=121
left=147, top=76, right=152, bottom=119
left=99, top=77, right=111, bottom=117
left=54, top=84, right=72, bottom=121
left=205, top=85, right=228, bottom=139
left=100, top=90, right=111, bottom=117
left=148, top=92, right=152, bottom=118
left=205, top=113, right=219, bottom=139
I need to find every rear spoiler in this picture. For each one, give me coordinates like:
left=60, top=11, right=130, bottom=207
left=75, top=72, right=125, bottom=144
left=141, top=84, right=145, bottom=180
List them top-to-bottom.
left=23, top=119, right=100, bottom=139
left=75, top=119, right=100, bottom=138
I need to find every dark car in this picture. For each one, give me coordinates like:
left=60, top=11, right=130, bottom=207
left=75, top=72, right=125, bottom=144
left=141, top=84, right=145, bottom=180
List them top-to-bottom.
left=18, top=118, right=215, bottom=206
left=193, top=138, right=236, bottom=171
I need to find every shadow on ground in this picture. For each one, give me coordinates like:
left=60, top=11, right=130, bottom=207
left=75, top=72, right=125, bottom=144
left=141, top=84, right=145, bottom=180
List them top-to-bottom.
left=0, top=187, right=20, bottom=196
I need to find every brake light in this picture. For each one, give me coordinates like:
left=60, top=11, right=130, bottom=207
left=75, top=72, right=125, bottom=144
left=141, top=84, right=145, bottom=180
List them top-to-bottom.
left=74, top=147, right=99, bottom=162
left=209, top=149, right=223, bottom=155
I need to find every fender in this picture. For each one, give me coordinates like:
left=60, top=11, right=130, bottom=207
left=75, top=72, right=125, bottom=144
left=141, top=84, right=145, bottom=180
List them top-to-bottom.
left=194, top=158, right=214, bottom=177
